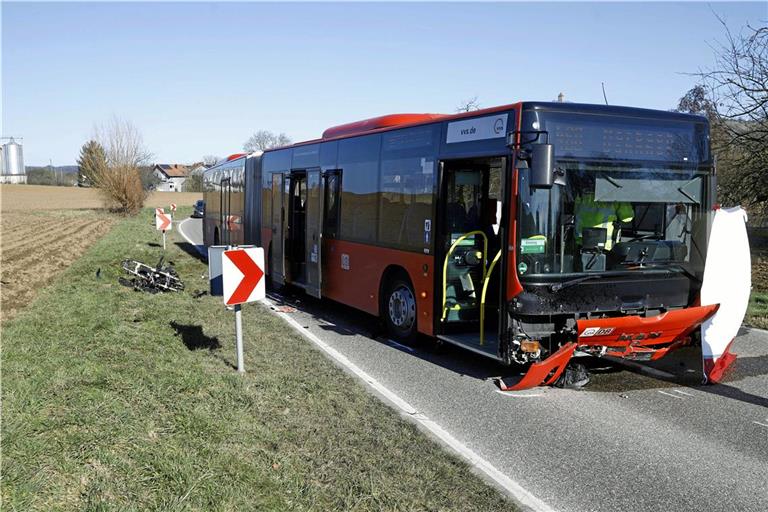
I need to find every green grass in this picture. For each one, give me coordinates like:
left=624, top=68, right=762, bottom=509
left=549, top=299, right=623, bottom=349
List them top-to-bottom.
left=1, top=207, right=517, bottom=511
left=747, top=291, right=768, bottom=330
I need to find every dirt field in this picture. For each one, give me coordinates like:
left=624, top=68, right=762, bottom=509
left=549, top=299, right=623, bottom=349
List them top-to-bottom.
left=1, top=184, right=201, bottom=211
left=1, top=185, right=201, bottom=321
left=0, top=210, right=116, bottom=322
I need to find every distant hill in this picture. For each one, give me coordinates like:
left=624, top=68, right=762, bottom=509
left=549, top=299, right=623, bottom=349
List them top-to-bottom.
left=25, top=165, right=78, bottom=174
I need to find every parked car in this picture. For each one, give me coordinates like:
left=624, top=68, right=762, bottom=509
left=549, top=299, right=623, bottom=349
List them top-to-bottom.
left=192, top=200, right=205, bottom=218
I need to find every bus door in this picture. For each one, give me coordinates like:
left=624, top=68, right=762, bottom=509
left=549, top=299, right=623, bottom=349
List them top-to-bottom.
left=436, top=157, right=505, bottom=356
left=304, top=168, right=323, bottom=298
left=287, top=171, right=308, bottom=285
left=271, top=173, right=287, bottom=286
left=220, top=177, right=232, bottom=246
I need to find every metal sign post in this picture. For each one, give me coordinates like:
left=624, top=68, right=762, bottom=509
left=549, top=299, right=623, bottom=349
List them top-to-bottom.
left=221, top=247, right=265, bottom=374
left=234, top=304, right=244, bottom=372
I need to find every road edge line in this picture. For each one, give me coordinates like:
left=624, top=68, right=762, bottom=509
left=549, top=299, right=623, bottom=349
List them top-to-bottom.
left=177, top=218, right=205, bottom=256
left=263, top=298, right=555, bottom=512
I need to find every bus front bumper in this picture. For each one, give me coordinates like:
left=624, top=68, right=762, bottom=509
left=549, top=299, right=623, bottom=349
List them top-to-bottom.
left=497, top=304, right=719, bottom=391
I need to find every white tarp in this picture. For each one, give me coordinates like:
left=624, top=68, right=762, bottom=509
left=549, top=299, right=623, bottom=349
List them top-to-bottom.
left=699, top=207, right=751, bottom=382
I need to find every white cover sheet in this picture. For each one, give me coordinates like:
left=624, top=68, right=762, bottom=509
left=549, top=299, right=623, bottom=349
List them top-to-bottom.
left=699, top=207, right=751, bottom=380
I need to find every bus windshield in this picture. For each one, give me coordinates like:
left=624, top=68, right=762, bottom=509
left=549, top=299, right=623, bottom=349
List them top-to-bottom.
left=516, top=108, right=712, bottom=281
left=517, top=161, right=711, bottom=280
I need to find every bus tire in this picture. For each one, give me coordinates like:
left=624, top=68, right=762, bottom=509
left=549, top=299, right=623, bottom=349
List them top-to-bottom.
left=382, top=275, right=417, bottom=342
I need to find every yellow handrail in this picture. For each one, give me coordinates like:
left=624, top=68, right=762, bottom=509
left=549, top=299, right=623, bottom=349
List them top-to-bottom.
left=441, top=230, right=488, bottom=321
left=479, top=249, right=502, bottom=345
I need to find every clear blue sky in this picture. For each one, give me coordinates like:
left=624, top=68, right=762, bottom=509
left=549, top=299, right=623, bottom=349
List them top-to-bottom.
left=3, top=1, right=765, bottom=166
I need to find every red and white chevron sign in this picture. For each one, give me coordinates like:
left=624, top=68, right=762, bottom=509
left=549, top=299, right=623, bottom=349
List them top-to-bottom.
left=170, top=203, right=177, bottom=212
left=155, top=208, right=172, bottom=231
left=226, top=215, right=241, bottom=232
left=222, top=247, right=265, bottom=306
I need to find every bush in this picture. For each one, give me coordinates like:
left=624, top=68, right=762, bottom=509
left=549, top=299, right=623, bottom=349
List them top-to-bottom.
left=91, top=117, right=152, bottom=215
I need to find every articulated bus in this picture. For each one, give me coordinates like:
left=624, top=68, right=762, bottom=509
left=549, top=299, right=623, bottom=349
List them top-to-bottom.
left=205, top=101, right=725, bottom=388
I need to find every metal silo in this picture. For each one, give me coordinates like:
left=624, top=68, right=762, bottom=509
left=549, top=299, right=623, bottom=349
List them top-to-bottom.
left=1, top=137, right=26, bottom=183
left=3, top=138, right=24, bottom=175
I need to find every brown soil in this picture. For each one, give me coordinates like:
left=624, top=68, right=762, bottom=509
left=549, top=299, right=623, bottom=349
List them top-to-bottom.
left=1, top=184, right=201, bottom=211
left=1, top=185, right=201, bottom=321
left=0, top=210, right=116, bottom=322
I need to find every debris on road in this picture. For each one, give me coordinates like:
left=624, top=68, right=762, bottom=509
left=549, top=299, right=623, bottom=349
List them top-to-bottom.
left=119, top=257, right=184, bottom=293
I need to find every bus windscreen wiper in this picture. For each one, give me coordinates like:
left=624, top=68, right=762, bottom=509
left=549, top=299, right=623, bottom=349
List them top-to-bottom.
left=620, top=262, right=702, bottom=283
left=549, top=274, right=603, bottom=292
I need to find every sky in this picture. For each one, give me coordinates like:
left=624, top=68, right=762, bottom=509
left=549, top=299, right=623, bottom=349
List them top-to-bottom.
left=2, top=1, right=766, bottom=166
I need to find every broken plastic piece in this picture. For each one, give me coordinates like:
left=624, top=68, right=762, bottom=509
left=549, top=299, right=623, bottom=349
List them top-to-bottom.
left=496, top=342, right=577, bottom=391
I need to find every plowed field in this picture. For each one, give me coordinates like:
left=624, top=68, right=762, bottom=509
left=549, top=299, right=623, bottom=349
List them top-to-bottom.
left=1, top=184, right=200, bottom=211
left=1, top=184, right=201, bottom=321
left=1, top=210, right=115, bottom=321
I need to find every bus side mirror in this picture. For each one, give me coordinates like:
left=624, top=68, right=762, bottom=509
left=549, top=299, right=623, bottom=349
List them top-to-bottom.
left=530, top=144, right=556, bottom=189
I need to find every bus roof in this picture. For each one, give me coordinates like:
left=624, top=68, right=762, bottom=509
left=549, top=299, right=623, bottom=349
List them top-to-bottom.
left=263, top=100, right=708, bottom=153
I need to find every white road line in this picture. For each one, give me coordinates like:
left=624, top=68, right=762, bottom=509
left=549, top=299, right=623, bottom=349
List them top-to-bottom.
left=177, top=218, right=200, bottom=249
left=263, top=298, right=555, bottom=512
left=494, top=389, right=545, bottom=398
left=673, top=389, right=695, bottom=397
left=657, top=390, right=685, bottom=399
left=753, top=421, right=768, bottom=429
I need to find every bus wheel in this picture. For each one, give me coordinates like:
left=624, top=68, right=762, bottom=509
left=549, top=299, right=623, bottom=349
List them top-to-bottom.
left=383, top=277, right=417, bottom=341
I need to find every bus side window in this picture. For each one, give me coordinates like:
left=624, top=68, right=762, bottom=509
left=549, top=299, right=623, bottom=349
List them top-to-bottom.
left=324, top=171, right=341, bottom=238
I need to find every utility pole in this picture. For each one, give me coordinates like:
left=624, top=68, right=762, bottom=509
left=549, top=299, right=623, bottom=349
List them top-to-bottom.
left=49, top=158, right=57, bottom=185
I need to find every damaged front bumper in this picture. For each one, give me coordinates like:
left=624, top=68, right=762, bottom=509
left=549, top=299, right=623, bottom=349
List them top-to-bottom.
left=497, top=304, right=719, bottom=391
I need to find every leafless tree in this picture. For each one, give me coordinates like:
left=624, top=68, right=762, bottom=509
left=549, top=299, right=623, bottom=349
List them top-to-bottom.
left=695, top=17, right=767, bottom=211
left=456, top=96, right=481, bottom=113
left=92, top=116, right=153, bottom=215
left=243, top=130, right=292, bottom=152
left=202, top=154, right=220, bottom=167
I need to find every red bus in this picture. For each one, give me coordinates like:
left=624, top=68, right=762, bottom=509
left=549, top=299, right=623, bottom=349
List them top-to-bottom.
left=205, top=101, right=722, bottom=388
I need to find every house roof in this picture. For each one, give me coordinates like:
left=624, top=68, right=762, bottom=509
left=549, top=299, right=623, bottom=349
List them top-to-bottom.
left=153, top=164, right=189, bottom=178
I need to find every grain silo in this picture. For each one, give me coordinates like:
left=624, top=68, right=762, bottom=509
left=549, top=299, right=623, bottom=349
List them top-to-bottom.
left=1, top=137, right=27, bottom=184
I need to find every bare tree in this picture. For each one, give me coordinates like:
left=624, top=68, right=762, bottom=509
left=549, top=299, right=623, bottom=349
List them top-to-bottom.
left=695, top=18, right=767, bottom=211
left=456, top=96, right=481, bottom=113
left=92, top=117, right=153, bottom=215
left=243, top=130, right=292, bottom=152
left=202, top=154, right=220, bottom=167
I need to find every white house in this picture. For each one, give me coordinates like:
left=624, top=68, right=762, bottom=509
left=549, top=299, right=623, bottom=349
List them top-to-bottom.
left=152, top=164, right=190, bottom=192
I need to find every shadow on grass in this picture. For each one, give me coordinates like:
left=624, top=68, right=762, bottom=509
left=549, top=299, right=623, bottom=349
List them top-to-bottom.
left=147, top=242, right=162, bottom=248
left=175, top=242, right=206, bottom=263
left=171, top=321, right=221, bottom=350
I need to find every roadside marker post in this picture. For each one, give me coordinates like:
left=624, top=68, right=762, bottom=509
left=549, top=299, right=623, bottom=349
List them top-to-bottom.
left=155, top=208, right=172, bottom=250
left=207, top=245, right=228, bottom=296
left=222, top=246, right=265, bottom=373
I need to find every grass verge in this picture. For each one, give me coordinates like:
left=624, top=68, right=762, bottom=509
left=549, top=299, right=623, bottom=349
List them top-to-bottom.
left=1, top=207, right=517, bottom=511
left=747, top=291, right=768, bottom=330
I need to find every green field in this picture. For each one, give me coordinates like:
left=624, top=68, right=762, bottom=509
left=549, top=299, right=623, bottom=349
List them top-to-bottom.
left=1, top=207, right=517, bottom=511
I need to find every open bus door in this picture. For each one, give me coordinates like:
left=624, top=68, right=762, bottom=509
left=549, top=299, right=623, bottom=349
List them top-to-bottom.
left=435, top=157, right=507, bottom=361
left=304, top=169, right=323, bottom=298
left=271, top=173, right=286, bottom=286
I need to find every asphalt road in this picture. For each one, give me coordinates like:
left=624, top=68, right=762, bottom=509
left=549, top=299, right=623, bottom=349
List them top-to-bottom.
left=179, top=217, right=768, bottom=512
